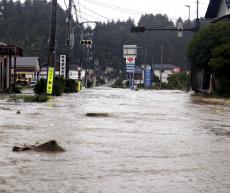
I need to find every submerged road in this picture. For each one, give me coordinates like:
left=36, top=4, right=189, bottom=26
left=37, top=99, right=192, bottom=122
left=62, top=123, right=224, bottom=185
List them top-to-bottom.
left=0, top=87, right=230, bottom=193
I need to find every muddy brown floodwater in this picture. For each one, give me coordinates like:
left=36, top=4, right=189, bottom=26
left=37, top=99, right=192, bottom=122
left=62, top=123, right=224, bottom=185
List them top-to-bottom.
left=0, top=87, right=230, bottom=193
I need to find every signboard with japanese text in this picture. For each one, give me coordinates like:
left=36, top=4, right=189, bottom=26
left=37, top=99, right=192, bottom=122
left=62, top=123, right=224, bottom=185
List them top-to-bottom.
left=60, top=55, right=66, bottom=79
left=144, top=65, right=152, bottom=88
left=46, top=67, right=54, bottom=95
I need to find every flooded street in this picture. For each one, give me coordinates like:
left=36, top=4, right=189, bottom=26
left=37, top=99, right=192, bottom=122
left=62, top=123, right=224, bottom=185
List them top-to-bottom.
left=0, top=87, right=230, bottom=193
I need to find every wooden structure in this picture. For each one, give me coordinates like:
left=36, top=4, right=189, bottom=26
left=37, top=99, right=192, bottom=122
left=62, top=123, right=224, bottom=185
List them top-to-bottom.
left=0, top=45, right=23, bottom=92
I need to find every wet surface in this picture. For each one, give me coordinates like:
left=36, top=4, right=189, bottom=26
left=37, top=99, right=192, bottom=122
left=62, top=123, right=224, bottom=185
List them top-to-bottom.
left=0, top=87, right=230, bottom=193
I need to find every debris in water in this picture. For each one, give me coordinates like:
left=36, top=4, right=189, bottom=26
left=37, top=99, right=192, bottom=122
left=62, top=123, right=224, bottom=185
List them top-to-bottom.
left=16, top=111, right=21, bottom=114
left=86, top=113, right=109, bottom=117
left=12, top=140, right=65, bottom=153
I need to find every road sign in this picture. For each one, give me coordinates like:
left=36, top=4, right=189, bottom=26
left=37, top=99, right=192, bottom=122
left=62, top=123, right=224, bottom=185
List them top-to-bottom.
left=123, top=45, right=137, bottom=58
left=60, top=55, right=66, bottom=79
left=126, top=57, right=135, bottom=65
left=126, top=64, right=135, bottom=73
left=144, top=66, right=152, bottom=88
left=47, top=67, right=54, bottom=95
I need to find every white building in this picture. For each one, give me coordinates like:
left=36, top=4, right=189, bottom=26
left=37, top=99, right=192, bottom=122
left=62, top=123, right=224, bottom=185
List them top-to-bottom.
left=153, top=64, right=181, bottom=83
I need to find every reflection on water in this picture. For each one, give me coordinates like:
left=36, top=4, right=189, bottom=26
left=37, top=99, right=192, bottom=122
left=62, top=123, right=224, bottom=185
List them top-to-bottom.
left=0, top=88, right=230, bottom=193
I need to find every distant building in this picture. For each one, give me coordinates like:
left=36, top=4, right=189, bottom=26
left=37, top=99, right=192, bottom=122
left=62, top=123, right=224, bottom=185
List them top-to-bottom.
left=205, top=0, right=230, bottom=21
left=0, top=44, right=23, bottom=92
left=14, top=57, right=40, bottom=84
left=153, top=64, right=181, bottom=83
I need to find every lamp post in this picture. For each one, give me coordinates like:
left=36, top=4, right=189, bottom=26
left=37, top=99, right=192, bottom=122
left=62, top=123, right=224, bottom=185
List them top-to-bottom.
left=185, top=5, right=191, bottom=20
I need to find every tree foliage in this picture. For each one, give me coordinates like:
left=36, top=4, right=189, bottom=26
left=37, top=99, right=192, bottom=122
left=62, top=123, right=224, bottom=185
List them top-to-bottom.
left=187, top=21, right=230, bottom=71
left=187, top=21, right=230, bottom=96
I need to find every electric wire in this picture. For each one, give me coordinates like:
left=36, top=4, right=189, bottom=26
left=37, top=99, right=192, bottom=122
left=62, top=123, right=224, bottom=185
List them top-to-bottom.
left=84, top=0, right=144, bottom=15
left=78, top=2, right=110, bottom=21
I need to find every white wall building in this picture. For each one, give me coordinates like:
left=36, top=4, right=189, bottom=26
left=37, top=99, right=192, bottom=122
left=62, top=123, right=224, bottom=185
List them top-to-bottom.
left=153, top=64, right=181, bottom=83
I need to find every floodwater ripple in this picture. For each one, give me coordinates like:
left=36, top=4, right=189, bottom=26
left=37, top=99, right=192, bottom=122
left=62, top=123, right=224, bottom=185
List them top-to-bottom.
left=0, top=87, right=230, bottom=193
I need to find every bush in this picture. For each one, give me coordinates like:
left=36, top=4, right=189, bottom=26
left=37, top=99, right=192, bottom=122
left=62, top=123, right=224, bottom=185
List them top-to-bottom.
left=167, top=73, right=189, bottom=91
left=53, top=77, right=65, bottom=96
left=34, top=79, right=46, bottom=95
left=64, top=79, right=76, bottom=93
left=215, top=79, right=230, bottom=97
left=12, top=86, right=22, bottom=94
left=23, top=94, right=49, bottom=102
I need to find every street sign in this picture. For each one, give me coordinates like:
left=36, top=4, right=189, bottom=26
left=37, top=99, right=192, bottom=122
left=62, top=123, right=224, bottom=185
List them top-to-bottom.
left=123, top=45, right=137, bottom=58
left=60, top=55, right=66, bottom=79
left=126, top=57, right=135, bottom=64
left=126, top=64, right=135, bottom=73
left=144, top=66, right=152, bottom=88
left=47, top=67, right=54, bottom=95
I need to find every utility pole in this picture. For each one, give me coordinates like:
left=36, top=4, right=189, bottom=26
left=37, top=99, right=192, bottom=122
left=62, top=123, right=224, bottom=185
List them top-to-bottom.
left=46, top=0, right=57, bottom=95
left=47, top=0, right=57, bottom=68
left=66, top=0, right=73, bottom=79
left=196, top=0, right=200, bottom=32
left=160, top=45, right=163, bottom=89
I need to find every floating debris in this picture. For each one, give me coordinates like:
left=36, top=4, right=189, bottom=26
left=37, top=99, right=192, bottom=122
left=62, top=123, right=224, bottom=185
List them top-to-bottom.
left=86, top=113, right=109, bottom=117
left=12, top=140, right=65, bottom=153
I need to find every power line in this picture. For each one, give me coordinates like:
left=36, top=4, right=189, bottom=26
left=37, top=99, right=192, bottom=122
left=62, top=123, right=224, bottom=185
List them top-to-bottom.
left=84, top=0, right=144, bottom=15
left=79, top=2, right=110, bottom=21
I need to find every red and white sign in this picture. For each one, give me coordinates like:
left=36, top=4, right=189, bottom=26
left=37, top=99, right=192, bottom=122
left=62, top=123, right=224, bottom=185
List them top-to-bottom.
left=126, top=57, right=135, bottom=64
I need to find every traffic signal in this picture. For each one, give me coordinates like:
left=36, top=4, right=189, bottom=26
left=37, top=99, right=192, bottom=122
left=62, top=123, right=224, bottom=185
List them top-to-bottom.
left=130, top=26, right=146, bottom=33
left=80, top=40, right=93, bottom=45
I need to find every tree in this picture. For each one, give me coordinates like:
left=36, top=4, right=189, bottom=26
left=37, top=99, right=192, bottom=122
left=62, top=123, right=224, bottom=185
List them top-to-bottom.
left=187, top=21, right=230, bottom=96
left=187, top=21, right=230, bottom=70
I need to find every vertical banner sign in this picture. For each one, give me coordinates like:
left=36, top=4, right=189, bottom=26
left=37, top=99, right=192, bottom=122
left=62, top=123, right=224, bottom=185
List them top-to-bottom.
left=60, top=55, right=66, bottom=79
left=144, top=65, right=152, bottom=88
left=47, top=67, right=54, bottom=95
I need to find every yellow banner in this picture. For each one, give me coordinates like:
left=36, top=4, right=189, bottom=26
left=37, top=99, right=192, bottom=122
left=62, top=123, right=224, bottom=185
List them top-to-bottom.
left=46, top=67, right=54, bottom=95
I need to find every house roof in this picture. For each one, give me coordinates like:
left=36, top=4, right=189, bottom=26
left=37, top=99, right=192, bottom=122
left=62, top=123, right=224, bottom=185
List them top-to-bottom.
left=205, top=0, right=221, bottom=18
left=16, top=57, right=39, bottom=68
left=153, top=64, right=180, bottom=70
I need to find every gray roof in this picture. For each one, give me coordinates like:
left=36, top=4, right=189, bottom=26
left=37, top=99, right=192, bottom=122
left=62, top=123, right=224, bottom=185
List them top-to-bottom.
left=205, top=0, right=221, bottom=18
left=16, top=57, right=39, bottom=68
left=153, top=64, right=180, bottom=70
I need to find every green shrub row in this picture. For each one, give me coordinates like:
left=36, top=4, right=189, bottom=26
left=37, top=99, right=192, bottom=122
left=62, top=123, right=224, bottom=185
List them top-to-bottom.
left=34, top=78, right=77, bottom=96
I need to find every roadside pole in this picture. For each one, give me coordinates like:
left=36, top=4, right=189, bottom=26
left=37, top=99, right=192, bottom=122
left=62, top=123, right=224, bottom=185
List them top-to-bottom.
left=46, top=0, right=57, bottom=95
left=160, top=45, right=163, bottom=89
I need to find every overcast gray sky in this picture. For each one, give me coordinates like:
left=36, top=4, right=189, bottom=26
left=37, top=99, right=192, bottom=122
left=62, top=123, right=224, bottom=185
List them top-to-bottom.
left=15, top=0, right=210, bottom=23
left=60, top=0, right=210, bottom=23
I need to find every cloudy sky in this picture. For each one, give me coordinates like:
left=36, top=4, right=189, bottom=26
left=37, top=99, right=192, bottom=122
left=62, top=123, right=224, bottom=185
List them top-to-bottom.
left=58, top=0, right=210, bottom=23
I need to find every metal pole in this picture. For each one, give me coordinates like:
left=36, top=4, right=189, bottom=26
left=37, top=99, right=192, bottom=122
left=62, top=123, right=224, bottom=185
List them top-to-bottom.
left=47, top=0, right=57, bottom=68
left=66, top=0, right=72, bottom=79
left=196, top=0, right=200, bottom=32
left=160, top=45, right=163, bottom=89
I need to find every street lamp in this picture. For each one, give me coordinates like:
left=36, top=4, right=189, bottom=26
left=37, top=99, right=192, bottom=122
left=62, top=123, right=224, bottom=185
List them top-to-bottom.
left=185, top=5, right=191, bottom=20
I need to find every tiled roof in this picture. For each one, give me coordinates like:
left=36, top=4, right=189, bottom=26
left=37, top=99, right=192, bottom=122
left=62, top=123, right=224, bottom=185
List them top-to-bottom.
left=16, top=57, right=39, bottom=67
